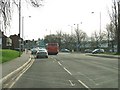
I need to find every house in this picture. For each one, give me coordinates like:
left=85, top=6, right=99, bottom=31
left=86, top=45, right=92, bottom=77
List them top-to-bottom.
left=1, top=31, right=8, bottom=49
left=10, top=34, right=23, bottom=50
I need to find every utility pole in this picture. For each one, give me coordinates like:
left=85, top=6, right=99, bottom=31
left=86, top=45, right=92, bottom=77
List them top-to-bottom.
left=19, top=0, right=21, bottom=57
left=99, top=12, right=101, bottom=48
left=22, top=16, right=24, bottom=51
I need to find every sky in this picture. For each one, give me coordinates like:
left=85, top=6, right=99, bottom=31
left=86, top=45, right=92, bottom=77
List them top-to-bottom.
left=9, top=0, right=112, bottom=40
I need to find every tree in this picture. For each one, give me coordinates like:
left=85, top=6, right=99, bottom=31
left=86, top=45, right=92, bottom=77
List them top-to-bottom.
left=0, top=0, right=44, bottom=33
left=0, top=0, right=11, bottom=32
left=108, top=0, right=120, bottom=54
left=106, top=22, right=116, bottom=52
left=74, top=28, right=88, bottom=52
left=56, top=30, right=63, bottom=49
left=91, top=30, right=107, bottom=49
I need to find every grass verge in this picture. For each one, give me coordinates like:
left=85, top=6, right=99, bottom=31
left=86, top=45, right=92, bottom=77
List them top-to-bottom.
left=0, top=49, right=22, bottom=63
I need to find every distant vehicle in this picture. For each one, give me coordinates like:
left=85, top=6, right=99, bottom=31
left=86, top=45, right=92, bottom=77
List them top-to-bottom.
left=46, top=43, right=59, bottom=55
left=31, top=48, right=37, bottom=55
left=36, top=48, right=48, bottom=58
left=61, top=48, right=70, bottom=52
left=84, top=49, right=92, bottom=53
left=92, top=49, right=104, bottom=54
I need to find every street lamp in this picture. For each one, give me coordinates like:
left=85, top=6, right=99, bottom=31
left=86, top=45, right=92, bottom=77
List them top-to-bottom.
left=18, top=0, right=21, bottom=57
left=91, top=11, right=102, bottom=48
left=22, top=16, right=31, bottom=51
left=73, top=22, right=82, bottom=52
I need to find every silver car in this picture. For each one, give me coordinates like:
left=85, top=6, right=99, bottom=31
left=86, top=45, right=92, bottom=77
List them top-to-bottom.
left=36, top=48, right=48, bottom=58
left=92, top=49, right=104, bottom=54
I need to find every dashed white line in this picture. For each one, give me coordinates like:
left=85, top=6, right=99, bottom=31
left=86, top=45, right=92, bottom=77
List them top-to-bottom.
left=58, top=62, right=62, bottom=66
left=63, top=67, right=72, bottom=75
left=69, top=80, right=75, bottom=86
left=78, top=80, right=91, bottom=90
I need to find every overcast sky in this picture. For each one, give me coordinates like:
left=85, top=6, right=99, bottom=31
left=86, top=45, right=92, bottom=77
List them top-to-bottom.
left=9, top=0, right=112, bottom=40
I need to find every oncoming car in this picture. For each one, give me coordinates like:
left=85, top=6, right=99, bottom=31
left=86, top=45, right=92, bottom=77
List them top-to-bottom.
left=36, top=48, right=48, bottom=58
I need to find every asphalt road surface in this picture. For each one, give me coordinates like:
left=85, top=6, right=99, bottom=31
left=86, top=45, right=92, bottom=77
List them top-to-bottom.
left=10, top=52, right=118, bottom=88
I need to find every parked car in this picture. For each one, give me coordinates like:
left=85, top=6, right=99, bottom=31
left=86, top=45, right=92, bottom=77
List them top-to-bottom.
left=36, top=48, right=48, bottom=58
left=61, top=48, right=70, bottom=52
left=84, top=49, right=92, bottom=53
left=92, top=49, right=104, bottom=54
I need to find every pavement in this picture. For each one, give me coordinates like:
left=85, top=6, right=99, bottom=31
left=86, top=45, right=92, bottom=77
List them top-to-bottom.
left=2, top=51, right=31, bottom=78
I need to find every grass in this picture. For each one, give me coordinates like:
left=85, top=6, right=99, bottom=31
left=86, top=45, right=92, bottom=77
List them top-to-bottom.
left=0, top=49, right=22, bottom=63
left=103, top=52, right=120, bottom=55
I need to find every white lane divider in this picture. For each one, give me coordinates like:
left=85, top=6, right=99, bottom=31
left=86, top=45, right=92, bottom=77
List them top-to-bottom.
left=54, top=58, right=90, bottom=89
left=9, top=59, right=35, bottom=88
left=58, top=62, right=62, bottom=66
left=63, top=67, right=72, bottom=75
left=69, top=80, right=75, bottom=86
left=78, top=80, right=91, bottom=90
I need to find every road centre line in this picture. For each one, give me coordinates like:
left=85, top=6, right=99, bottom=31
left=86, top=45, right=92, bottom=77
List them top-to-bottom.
left=52, top=57, right=91, bottom=89
left=58, top=62, right=62, bottom=66
left=63, top=67, right=72, bottom=75
left=69, top=80, right=75, bottom=86
left=78, top=80, right=91, bottom=90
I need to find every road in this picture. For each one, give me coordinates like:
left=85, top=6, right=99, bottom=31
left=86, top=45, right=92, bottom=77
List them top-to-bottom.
left=8, top=53, right=118, bottom=88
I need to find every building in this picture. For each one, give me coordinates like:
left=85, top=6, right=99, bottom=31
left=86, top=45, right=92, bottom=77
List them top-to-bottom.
left=1, top=31, right=8, bottom=49
left=10, top=34, right=23, bottom=50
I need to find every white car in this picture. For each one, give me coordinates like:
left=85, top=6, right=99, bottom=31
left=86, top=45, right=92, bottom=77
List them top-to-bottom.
left=36, top=48, right=48, bottom=58
left=92, top=49, right=104, bottom=54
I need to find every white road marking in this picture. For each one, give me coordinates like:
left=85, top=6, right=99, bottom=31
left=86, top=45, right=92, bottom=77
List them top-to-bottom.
left=8, top=59, right=34, bottom=88
left=58, top=62, right=62, bottom=66
left=63, top=67, right=72, bottom=75
left=77, top=72, right=98, bottom=86
left=69, top=80, right=75, bottom=86
left=78, top=80, right=91, bottom=90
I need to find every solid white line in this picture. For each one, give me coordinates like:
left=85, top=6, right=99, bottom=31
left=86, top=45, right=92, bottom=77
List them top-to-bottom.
left=0, top=58, right=31, bottom=85
left=9, top=59, right=34, bottom=88
left=58, top=62, right=62, bottom=66
left=63, top=67, right=72, bottom=75
left=69, top=80, right=75, bottom=86
left=78, top=80, right=91, bottom=89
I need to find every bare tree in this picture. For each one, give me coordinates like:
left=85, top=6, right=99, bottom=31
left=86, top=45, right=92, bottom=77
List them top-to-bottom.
left=0, top=0, right=44, bottom=33
left=0, top=0, right=11, bottom=32
left=108, top=0, right=120, bottom=53
left=108, top=0, right=118, bottom=38
left=106, top=22, right=116, bottom=52
left=74, top=29, right=87, bottom=52
left=56, top=30, right=63, bottom=49
left=91, top=30, right=107, bottom=49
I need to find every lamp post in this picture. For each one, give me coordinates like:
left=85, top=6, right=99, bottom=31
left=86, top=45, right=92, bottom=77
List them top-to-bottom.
left=19, top=0, right=21, bottom=57
left=91, top=11, right=102, bottom=48
left=22, top=16, right=31, bottom=51
left=74, top=22, right=82, bottom=52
